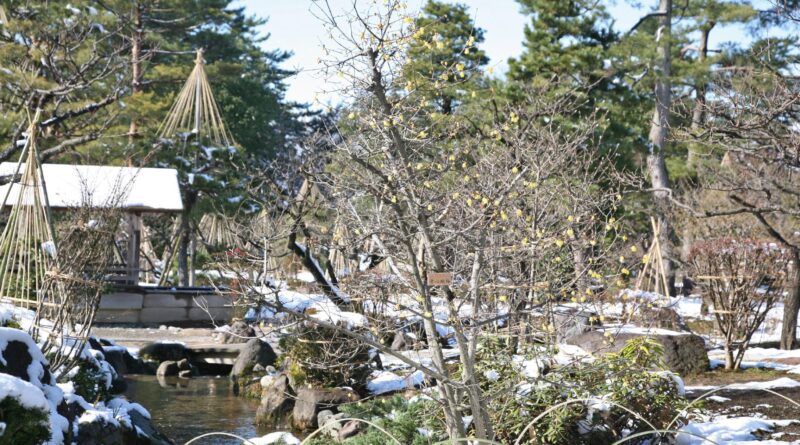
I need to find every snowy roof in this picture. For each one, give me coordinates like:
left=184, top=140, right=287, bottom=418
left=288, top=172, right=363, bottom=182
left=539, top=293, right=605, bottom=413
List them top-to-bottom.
left=0, top=163, right=183, bottom=213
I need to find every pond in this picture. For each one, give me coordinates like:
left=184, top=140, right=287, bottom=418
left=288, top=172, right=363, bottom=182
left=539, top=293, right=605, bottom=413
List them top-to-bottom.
left=125, top=375, right=269, bottom=445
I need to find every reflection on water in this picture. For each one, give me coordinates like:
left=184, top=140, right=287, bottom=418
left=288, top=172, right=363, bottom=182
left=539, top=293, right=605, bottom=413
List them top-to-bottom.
left=125, top=375, right=268, bottom=445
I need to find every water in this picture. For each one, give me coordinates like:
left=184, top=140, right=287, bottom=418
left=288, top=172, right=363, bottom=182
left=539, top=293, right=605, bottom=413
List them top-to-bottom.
left=125, top=375, right=269, bottom=445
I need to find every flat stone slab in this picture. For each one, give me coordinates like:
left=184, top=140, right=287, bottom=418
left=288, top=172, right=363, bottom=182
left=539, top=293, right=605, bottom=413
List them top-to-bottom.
left=99, top=293, right=144, bottom=310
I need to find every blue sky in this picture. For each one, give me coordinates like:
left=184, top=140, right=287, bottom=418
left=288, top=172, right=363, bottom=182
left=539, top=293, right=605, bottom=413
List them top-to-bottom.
left=237, top=0, right=766, bottom=107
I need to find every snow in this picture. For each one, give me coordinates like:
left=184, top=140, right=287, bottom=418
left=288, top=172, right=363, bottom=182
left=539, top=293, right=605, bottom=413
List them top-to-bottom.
left=0, top=163, right=183, bottom=212
left=245, top=289, right=365, bottom=328
left=0, top=327, right=50, bottom=386
left=708, top=348, right=800, bottom=374
left=367, top=370, right=424, bottom=395
left=0, top=373, right=49, bottom=411
left=686, top=377, right=800, bottom=393
left=707, top=395, right=731, bottom=403
left=79, top=409, right=121, bottom=428
left=677, top=417, right=799, bottom=445
left=249, top=431, right=301, bottom=444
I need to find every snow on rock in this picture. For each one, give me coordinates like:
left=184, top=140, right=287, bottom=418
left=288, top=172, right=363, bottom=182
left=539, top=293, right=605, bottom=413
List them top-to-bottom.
left=367, top=370, right=425, bottom=395
left=677, top=417, right=798, bottom=445
left=249, top=431, right=301, bottom=444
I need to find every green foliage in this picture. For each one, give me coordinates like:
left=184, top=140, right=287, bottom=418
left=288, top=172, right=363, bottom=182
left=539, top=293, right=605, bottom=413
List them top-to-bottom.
left=403, top=1, right=488, bottom=115
left=278, top=324, right=373, bottom=391
left=468, top=336, right=686, bottom=444
left=71, top=360, right=112, bottom=403
left=304, top=396, right=444, bottom=445
left=0, top=397, right=51, bottom=445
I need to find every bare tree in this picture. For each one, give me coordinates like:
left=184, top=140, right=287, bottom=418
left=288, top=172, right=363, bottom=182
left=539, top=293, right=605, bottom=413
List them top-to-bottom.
left=214, top=1, right=627, bottom=441
left=677, top=68, right=800, bottom=350
left=689, top=239, right=792, bottom=369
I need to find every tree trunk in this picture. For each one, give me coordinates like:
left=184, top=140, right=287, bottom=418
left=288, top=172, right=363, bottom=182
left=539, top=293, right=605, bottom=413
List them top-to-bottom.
left=647, top=0, right=676, bottom=296
left=128, top=2, right=143, bottom=144
left=687, top=24, right=712, bottom=170
left=177, top=213, right=191, bottom=287
left=781, top=248, right=800, bottom=350
left=724, top=345, right=734, bottom=371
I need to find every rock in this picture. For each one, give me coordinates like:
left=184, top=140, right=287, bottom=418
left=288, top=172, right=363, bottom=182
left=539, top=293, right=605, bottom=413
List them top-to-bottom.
left=637, top=306, right=689, bottom=332
left=553, top=309, right=601, bottom=342
left=221, top=320, right=256, bottom=344
left=565, top=331, right=709, bottom=375
left=390, top=332, right=411, bottom=351
left=230, top=338, right=277, bottom=380
left=0, top=340, right=37, bottom=381
left=139, top=342, right=189, bottom=363
left=99, top=345, right=149, bottom=376
left=177, top=358, right=191, bottom=371
left=156, top=361, right=179, bottom=377
left=178, top=370, right=192, bottom=379
left=255, top=374, right=295, bottom=427
left=109, top=376, right=128, bottom=394
left=291, top=387, right=360, bottom=430
left=126, top=409, right=174, bottom=445
left=317, top=410, right=345, bottom=439
left=77, top=414, right=124, bottom=445
left=338, top=420, right=364, bottom=441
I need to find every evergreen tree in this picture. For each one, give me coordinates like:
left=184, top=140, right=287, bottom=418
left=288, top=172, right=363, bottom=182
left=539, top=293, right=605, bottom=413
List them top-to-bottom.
left=403, top=0, right=488, bottom=115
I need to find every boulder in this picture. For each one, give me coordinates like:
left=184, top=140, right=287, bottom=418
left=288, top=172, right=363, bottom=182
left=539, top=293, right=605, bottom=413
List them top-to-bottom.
left=636, top=306, right=689, bottom=332
left=553, top=309, right=601, bottom=342
left=221, top=320, right=256, bottom=344
left=565, top=331, right=709, bottom=375
left=390, top=332, right=413, bottom=351
left=230, top=338, right=277, bottom=380
left=0, top=340, right=38, bottom=381
left=139, top=342, right=190, bottom=363
left=101, top=347, right=148, bottom=375
left=177, top=359, right=191, bottom=371
left=156, top=361, right=179, bottom=377
left=255, top=374, right=295, bottom=427
left=291, top=387, right=360, bottom=430
left=126, top=409, right=174, bottom=445
left=317, top=410, right=345, bottom=439
left=76, top=414, right=124, bottom=445
left=338, top=420, right=365, bottom=441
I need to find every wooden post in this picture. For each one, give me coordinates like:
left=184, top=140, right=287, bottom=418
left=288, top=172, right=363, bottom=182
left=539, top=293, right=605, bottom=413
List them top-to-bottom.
left=127, top=213, right=142, bottom=285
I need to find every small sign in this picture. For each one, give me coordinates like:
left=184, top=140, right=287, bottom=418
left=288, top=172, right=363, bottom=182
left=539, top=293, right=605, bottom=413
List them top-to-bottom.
left=427, top=272, right=453, bottom=286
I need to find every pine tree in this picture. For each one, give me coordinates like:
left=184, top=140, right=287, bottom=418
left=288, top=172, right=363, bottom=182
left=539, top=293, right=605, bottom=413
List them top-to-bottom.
left=403, top=0, right=488, bottom=115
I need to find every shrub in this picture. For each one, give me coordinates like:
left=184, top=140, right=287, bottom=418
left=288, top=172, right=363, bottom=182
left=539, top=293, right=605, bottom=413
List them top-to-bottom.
left=689, top=239, right=792, bottom=370
left=278, top=323, right=373, bottom=391
left=468, top=336, right=686, bottom=444
left=71, top=359, right=113, bottom=403
left=303, top=395, right=443, bottom=445
left=0, top=397, right=51, bottom=445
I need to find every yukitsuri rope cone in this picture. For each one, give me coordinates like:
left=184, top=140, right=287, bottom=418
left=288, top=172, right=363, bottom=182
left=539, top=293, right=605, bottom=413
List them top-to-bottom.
left=156, top=48, right=235, bottom=284
left=157, top=48, right=234, bottom=146
left=0, top=110, right=57, bottom=309
left=633, top=217, right=672, bottom=304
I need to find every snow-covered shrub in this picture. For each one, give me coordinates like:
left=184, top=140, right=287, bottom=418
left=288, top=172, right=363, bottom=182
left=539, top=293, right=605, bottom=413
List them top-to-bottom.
left=689, top=239, right=792, bottom=370
left=278, top=323, right=373, bottom=391
left=469, top=337, right=686, bottom=444
left=69, top=354, right=116, bottom=403
left=0, top=375, right=52, bottom=445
